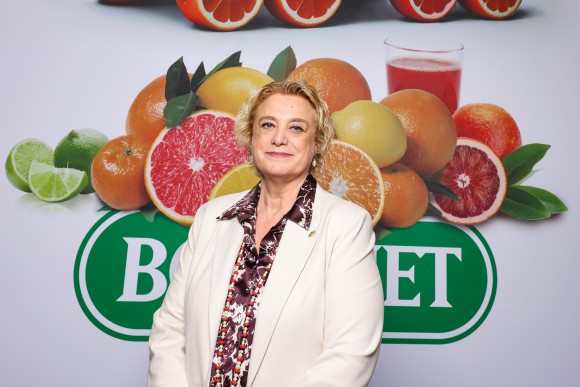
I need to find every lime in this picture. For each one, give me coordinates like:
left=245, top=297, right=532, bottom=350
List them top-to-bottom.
left=54, top=128, right=109, bottom=194
left=5, top=138, right=54, bottom=192
left=28, top=161, right=88, bottom=203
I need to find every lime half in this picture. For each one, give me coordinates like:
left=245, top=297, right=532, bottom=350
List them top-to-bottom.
left=5, top=139, right=54, bottom=192
left=28, top=161, right=88, bottom=202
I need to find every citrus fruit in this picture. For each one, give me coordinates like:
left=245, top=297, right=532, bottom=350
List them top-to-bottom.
left=176, top=0, right=264, bottom=31
left=264, top=0, right=342, bottom=27
left=389, top=0, right=457, bottom=22
left=458, top=0, right=522, bottom=19
left=287, top=58, right=371, bottom=114
left=196, top=67, right=274, bottom=116
left=126, top=75, right=170, bottom=141
left=380, top=89, right=456, bottom=177
left=332, top=100, right=406, bottom=168
left=453, top=103, right=522, bottom=160
left=145, top=110, right=249, bottom=226
left=53, top=128, right=109, bottom=194
left=91, top=135, right=153, bottom=210
left=430, top=137, right=507, bottom=225
left=5, top=138, right=54, bottom=192
left=317, top=140, right=384, bottom=226
left=28, top=161, right=88, bottom=203
left=209, top=162, right=260, bottom=200
left=380, top=163, right=428, bottom=228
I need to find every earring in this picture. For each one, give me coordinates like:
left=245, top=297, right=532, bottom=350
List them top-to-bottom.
left=311, top=158, right=317, bottom=168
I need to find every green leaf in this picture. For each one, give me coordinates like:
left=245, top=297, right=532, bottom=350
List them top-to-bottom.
left=267, top=46, right=297, bottom=81
left=198, top=51, right=242, bottom=87
left=165, top=57, right=191, bottom=101
left=190, top=61, right=207, bottom=93
left=164, top=93, right=199, bottom=128
left=502, top=143, right=550, bottom=185
left=424, top=180, right=459, bottom=201
left=513, top=185, right=568, bottom=214
left=500, top=186, right=552, bottom=220
left=425, top=202, right=442, bottom=217
left=140, top=204, right=159, bottom=222
left=374, top=225, right=392, bottom=242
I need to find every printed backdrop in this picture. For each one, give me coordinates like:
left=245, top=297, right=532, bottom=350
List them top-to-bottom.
left=1, top=0, right=579, bottom=386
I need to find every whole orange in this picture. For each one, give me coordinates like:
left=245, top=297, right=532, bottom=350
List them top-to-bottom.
left=287, top=58, right=371, bottom=113
left=126, top=75, right=169, bottom=141
left=380, top=89, right=456, bottom=177
left=453, top=103, right=522, bottom=159
left=91, top=135, right=153, bottom=210
left=380, top=163, right=428, bottom=229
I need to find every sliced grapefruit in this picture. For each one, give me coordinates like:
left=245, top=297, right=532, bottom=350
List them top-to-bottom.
left=176, top=0, right=264, bottom=31
left=264, top=0, right=342, bottom=27
left=389, top=0, right=457, bottom=22
left=458, top=0, right=522, bottom=19
left=145, top=110, right=249, bottom=226
left=430, top=137, right=507, bottom=225
left=318, top=140, right=384, bottom=227
left=209, top=162, right=260, bottom=200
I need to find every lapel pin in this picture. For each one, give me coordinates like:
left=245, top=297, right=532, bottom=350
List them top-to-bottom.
left=308, top=230, right=317, bottom=238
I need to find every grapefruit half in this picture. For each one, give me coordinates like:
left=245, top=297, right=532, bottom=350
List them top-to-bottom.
left=177, top=0, right=264, bottom=31
left=264, top=0, right=342, bottom=27
left=389, top=0, right=457, bottom=22
left=458, top=0, right=522, bottom=19
left=145, top=110, right=249, bottom=226
left=430, top=137, right=507, bottom=225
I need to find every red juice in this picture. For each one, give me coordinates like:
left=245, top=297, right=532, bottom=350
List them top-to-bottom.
left=387, top=57, right=462, bottom=113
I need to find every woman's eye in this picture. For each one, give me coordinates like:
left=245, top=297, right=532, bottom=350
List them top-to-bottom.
left=261, top=122, right=274, bottom=129
left=290, top=125, right=305, bottom=133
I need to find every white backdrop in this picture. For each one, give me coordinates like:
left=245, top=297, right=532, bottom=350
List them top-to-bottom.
left=1, top=0, right=579, bottom=386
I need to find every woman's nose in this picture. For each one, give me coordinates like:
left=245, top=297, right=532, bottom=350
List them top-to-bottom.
left=271, top=127, right=288, bottom=146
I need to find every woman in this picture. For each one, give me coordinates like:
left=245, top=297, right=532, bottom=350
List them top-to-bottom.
left=148, top=80, right=384, bottom=387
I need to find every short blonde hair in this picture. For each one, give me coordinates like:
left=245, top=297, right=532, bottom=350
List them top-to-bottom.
left=234, top=79, right=335, bottom=177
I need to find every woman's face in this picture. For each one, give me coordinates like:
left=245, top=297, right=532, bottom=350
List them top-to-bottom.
left=251, top=93, right=317, bottom=182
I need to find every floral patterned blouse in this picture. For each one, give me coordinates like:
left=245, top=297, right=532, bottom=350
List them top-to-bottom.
left=209, top=174, right=317, bottom=387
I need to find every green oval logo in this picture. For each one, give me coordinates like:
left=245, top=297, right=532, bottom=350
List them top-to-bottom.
left=74, top=210, right=188, bottom=341
left=376, top=219, right=497, bottom=344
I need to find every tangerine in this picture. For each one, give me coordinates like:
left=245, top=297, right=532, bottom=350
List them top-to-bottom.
left=287, top=58, right=371, bottom=114
left=126, top=75, right=170, bottom=141
left=380, top=89, right=456, bottom=177
left=453, top=103, right=522, bottom=159
left=91, top=135, right=153, bottom=210
left=380, top=163, right=428, bottom=228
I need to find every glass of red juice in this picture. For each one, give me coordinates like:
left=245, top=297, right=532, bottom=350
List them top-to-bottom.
left=385, top=38, right=464, bottom=113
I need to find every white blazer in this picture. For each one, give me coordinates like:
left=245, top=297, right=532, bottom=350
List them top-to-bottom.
left=148, top=185, right=384, bottom=387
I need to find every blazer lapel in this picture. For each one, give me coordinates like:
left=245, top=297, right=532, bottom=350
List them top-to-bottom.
left=247, top=191, right=323, bottom=386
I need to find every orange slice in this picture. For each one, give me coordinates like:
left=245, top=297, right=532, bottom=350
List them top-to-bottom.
left=177, top=0, right=264, bottom=31
left=264, top=0, right=342, bottom=27
left=389, top=0, right=457, bottom=22
left=458, top=0, right=522, bottom=19
left=318, top=140, right=384, bottom=226
left=209, top=162, right=260, bottom=200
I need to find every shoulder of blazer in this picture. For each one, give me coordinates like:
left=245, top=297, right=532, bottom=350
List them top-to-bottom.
left=196, top=189, right=252, bottom=222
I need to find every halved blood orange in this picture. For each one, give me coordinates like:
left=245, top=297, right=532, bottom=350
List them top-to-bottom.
left=176, top=0, right=264, bottom=31
left=264, top=0, right=342, bottom=27
left=389, top=0, right=457, bottom=22
left=458, top=0, right=522, bottom=19
left=145, top=110, right=249, bottom=226
left=430, top=137, right=507, bottom=225
left=318, top=140, right=384, bottom=227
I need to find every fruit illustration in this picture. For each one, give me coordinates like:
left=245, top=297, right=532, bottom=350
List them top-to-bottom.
left=176, top=0, right=264, bottom=31
left=265, top=0, right=342, bottom=27
left=389, top=0, right=457, bottom=22
left=458, top=0, right=522, bottom=19
left=287, top=58, right=371, bottom=114
left=196, top=67, right=274, bottom=116
left=126, top=75, right=173, bottom=141
left=380, top=89, right=457, bottom=177
left=332, top=100, right=407, bottom=168
left=453, top=103, right=522, bottom=159
left=145, top=110, right=249, bottom=226
left=53, top=128, right=109, bottom=194
left=91, top=135, right=153, bottom=210
left=430, top=137, right=507, bottom=225
left=5, top=139, right=54, bottom=192
left=317, top=140, right=384, bottom=227
left=28, top=161, right=88, bottom=203
left=209, top=162, right=261, bottom=200
left=380, top=163, right=428, bottom=228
